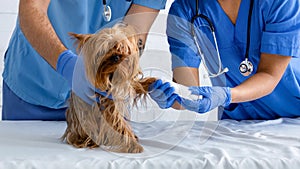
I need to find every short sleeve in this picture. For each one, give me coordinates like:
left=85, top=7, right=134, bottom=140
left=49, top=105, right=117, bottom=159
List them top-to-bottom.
left=132, top=0, right=166, bottom=10
left=167, top=0, right=201, bottom=70
left=261, top=0, right=300, bottom=58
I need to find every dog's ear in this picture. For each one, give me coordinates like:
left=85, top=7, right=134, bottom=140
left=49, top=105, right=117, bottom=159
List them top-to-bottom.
left=69, top=32, right=93, bottom=53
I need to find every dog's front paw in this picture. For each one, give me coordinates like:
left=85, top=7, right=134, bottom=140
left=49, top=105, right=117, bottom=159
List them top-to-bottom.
left=140, top=77, right=157, bottom=91
left=129, top=143, right=144, bottom=153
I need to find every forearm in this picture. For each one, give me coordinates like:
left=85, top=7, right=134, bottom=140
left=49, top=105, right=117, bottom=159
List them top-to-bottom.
left=19, top=0, right=66, bottom=69
left=123, top=4, right=159, bottom=49
left=231, top=53, right=291, bottom=103
left=173, top=67, right=200, bottom=86
left=231, top=72, right=278, bottom=103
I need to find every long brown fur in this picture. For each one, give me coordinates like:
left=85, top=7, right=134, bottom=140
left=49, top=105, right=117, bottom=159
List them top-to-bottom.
left=62, top=23, right=156, bottom=153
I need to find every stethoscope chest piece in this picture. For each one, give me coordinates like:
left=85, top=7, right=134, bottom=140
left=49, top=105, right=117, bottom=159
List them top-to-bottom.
left=103, top=5, right=112, bottom=22
left=239, top=59, right=253, bottom=76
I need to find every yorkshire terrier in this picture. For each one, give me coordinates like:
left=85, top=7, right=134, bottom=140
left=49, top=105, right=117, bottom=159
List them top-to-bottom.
left=62, top=23, right=156, bottom=153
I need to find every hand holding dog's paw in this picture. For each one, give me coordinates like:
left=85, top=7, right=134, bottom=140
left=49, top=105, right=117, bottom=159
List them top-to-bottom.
left=148, top=79, right=179, bottom=109
left=181, top=86, right=231, bottom=113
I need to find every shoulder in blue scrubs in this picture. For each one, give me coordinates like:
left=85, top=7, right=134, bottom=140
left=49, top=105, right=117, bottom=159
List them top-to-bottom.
left=2, top=0, right=166, bottom=120
left=167, top=0, right=300, bottom=120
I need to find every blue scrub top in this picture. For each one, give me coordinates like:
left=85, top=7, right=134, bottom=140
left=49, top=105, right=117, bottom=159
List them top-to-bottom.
left=2, top=0, right=166, bottom=119
left=167, top=0, right=300, bottom=120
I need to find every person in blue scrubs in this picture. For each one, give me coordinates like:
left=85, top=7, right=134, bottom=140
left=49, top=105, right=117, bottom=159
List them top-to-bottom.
left=2, top=0, right=179, bottom=120
left=167, top=0, right=300, bottom=120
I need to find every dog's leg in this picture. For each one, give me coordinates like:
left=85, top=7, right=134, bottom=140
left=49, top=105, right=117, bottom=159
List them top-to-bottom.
left=132, top=77, right=157, bottom=107
left=62, top=93, right=99, bottom=148
left=98, top=98, right=144, bottom=153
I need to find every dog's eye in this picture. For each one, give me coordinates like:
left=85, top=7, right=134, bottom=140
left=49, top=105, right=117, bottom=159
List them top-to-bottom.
left=111, top=55, right=120, bottom=63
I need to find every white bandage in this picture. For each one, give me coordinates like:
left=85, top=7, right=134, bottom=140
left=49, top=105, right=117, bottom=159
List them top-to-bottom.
left=162, top=80, right=201, bottom=101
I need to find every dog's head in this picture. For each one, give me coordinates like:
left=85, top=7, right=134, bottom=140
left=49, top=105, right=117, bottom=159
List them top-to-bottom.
left=70, top=23, right=142, bottom=99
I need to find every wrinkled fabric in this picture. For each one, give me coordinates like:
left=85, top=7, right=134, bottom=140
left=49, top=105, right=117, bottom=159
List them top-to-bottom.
left=0, top=118, right=300, bottom=169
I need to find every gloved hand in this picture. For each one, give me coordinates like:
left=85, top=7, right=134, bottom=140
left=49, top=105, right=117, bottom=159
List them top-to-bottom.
left=56, top=50, right=78, bottom=87
left=57, top=50, right=111, bottom=105
left=71, top=56, right=112, bottom=105
left=148, top=79, right=179, bottom=109
left=180, top=86, right=231, bottom=113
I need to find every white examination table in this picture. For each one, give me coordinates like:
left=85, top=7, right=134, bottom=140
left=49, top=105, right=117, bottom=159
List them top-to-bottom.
left=0, top=117, right=300, bottom=169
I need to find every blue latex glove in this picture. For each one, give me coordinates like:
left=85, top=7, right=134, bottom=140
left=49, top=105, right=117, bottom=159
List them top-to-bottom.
left=56, top=50, right=78, bottom=87
left=57, top=50, right=111, bottom=105
left=72, top=56, right=112, bottom=105
left=148, top=79, right=179, bottom=109
left=181, top=86, right=231, bottom=113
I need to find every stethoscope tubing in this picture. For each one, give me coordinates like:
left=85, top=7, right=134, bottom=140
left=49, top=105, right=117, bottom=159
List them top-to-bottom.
left=192, top=0, right=254, bottom=77
left=191, top=13, right=228, bottom=78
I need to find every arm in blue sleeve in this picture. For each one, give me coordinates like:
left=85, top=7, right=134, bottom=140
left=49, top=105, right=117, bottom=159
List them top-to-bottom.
left=133, top=0, right=166, bottom=10
left=167, top=0, right=201, bottom=70
left=261, top=0, right=300, bottom=58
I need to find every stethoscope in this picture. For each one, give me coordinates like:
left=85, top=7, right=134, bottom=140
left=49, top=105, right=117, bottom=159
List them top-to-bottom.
left=103, top=0, right=112, bottom=22
left=191, top=0, right=254, bottom=77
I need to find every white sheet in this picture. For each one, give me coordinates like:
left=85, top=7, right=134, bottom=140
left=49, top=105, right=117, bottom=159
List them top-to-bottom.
left=0, top=118, right=300, bottom=169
